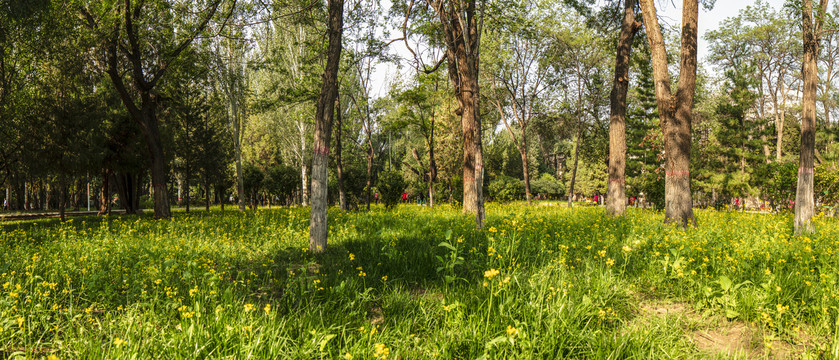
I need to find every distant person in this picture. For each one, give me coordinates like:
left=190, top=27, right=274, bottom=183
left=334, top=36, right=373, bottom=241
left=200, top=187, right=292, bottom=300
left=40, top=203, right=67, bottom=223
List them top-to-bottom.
left=401, top=191, right=407, bottom=204
left=374, top=192, right=379, bottom=204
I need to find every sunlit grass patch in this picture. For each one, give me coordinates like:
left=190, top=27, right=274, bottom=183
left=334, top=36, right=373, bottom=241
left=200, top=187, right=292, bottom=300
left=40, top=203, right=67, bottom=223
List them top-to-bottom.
left=0, top=205, right=837, bottom=358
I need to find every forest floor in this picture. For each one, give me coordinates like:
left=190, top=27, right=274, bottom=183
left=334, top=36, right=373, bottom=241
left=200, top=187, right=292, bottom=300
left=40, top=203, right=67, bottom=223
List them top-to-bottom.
left=1, top=204, right=837, bottom=359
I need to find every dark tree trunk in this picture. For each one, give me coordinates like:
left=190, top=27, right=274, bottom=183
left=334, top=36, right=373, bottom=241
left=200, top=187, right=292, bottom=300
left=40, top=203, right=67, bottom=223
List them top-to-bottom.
left=309, top=0, right=343, bottom=253
left=607, top=0, right=640, bottom=216
left=639, top=0, right=698, bottom=227
left=795, top=0, right=828, bottom=235
left=335, top=96, right=347, bottom=211
left=144, top=110, right=172, bottom=218
left=428, top=120, right=437, bottom=208
left=185, top=166, right=190, bottom=213
left=99, top=169, right=111, bottom=215
left=115, top=173, right=137, bottom=214
left=59, top=175, right=66, bottom=223
left=73, top=177, right=83, bottom=211
left=205, top=180, right=210, bottom=211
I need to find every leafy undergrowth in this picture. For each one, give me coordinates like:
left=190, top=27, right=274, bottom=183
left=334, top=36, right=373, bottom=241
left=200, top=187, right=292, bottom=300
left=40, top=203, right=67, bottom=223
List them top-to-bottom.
left=1, top=204, right=838, bottom=359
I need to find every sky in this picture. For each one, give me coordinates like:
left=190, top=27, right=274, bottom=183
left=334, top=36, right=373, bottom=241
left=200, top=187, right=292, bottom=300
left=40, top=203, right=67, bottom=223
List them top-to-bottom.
left=369, top=0, right=790, bottom=99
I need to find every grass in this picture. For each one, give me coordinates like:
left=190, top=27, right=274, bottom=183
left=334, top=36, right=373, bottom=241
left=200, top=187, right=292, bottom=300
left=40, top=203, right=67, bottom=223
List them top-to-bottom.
left=1, top=204, right=838, bottom=359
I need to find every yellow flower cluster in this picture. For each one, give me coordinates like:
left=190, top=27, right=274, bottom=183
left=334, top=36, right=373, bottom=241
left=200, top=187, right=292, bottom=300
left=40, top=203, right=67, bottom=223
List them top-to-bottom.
left=373, top=343, right=390, bottom=359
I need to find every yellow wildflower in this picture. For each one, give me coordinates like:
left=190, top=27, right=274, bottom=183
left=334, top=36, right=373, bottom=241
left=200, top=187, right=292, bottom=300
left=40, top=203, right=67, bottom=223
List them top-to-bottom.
left=506, top=325, right=519, bottom=337
left=374, top=343, right=390, bottom=360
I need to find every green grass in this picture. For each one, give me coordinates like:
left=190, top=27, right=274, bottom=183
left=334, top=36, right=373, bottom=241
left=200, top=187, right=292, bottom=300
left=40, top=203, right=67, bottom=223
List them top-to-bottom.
left=1, top=204, right=838, bottom=359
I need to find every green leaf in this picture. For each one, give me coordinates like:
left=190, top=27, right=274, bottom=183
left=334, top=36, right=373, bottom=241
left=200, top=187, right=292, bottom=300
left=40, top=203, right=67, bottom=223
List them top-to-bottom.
left=718, top=275, right=732, bottom=292
left=319, top=334, right=336, bottom=352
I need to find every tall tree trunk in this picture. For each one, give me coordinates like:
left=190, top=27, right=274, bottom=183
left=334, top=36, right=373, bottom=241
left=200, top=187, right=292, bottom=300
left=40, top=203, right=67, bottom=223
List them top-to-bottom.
left=309, top=0, right=343, bottom=253
left=429, top=0, right=484, bottom=226
left=607, top=0, right=640, bottom=216
left=639, top=0, right=697, bottom=227
left=795, top=0, right=828, bottom=235
left=775, top=82, right=787, bottom=161
left=335, top=96, right=347, bottom=211
left=145, top=113, right=172, bottom=218
left=428, top=122, right=437, bottom=209
left=568, top=126, right=581, bottom=208
left=521, top=131, right=532, bottom=204
left=235, top=137, right=245, bottom=212
left=366, top=137, right=373, bottom=211
left=301, top=163, right=309, bottom=206
left=185, top=166, right=190, bottom=213
left=99, top=169, right=111, bottom=215
left=115, top=172, right=137, bottom=214
left=177, top=175, right=183, bottom=206
left=59, top=176, right=66, bottom=222
left=205, top=181, right=210, bottom=211
left=218, top=185, right=226, bottom=211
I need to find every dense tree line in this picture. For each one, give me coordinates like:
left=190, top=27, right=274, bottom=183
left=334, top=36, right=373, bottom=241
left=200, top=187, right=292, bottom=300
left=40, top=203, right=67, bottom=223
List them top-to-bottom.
left=1, top=0, right=838, bottom=242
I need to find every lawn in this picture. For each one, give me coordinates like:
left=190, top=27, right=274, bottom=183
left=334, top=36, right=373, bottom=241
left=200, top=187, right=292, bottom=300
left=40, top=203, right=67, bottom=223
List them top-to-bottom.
left=1, top=204, right=838, bottom=359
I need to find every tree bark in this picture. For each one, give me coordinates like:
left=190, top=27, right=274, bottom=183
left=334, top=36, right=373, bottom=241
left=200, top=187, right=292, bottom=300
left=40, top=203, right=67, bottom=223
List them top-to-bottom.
left=309, top=0, right=343, bottom=253
left=428, top=0, right=485, bottom=226
left=607, top=0, right=640, bottom=216
left=639, top=0, right=698, bottom=227
left=795, top=0, right=828, bottom=235
left=335, top=96, right=347, bottom=211
left=145, top=111, right=172, bottom=218
left=428, top=119, right=437, bottom=208
left=568, top=126, right=581, bottom=208
left=521, top=129, right=532, bottom=204
left=366, top=132, right=373, bottom=211
left=235, top=134, right=245, bottom=212
left=185, top=166, right=190, bottom=213
left=99, top=169, right=110, bottom=215
left=115, top=172, right=137, bottom=214
left=177, top=175, right=183, bottom=206
left=59, top=176, right=66, bottom=223
left=205, top=180, right=210, bottom=211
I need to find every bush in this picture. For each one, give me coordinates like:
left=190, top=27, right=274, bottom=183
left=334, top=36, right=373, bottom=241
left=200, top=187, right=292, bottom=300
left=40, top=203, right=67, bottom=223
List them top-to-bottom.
left=377, top=171, right=405, bottom=209
left=530, top=173, right=564, bottom=199
left=488, top=175, right=524, bottom=202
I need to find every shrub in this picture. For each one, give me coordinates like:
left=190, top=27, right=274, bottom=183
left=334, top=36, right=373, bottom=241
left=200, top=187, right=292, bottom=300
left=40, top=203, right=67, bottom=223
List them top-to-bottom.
left=377, top=171, right=405, bottom=209
left=530, top=173, right=564, bottom=199
left=488, top=175, right=524, bottom=202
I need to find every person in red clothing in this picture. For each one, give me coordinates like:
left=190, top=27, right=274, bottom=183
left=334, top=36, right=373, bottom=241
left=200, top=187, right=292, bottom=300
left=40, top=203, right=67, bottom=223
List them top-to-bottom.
left=401, top=191, right=407, bottom=203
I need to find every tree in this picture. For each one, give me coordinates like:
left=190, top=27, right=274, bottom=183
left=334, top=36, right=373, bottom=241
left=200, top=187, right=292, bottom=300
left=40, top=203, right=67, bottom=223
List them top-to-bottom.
left=79, top=0, right=230, bottom=219
left=309, top=0, right=344, bottom=253
left=423, top=0, right=486, bottom=226
left=483, top=0, right=555, bottom=205
left=606, top=0, right=642, bottom=216
left=638, top=0, right=701, bottom=227
left=795, top=0, right=830, bottom=235
left=214, top=8, right=251, bottom=212
left=549, top=15, right=611, bottom=208
left=347, top=51, right=381, bottom=211
left=391, top=71, right=444, bottom=208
